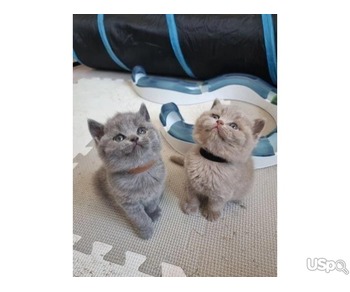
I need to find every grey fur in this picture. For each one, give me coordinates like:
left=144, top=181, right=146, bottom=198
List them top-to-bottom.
left=178, top=99, right=265, bottom=221
left=88, top=104, right=166, bottom=239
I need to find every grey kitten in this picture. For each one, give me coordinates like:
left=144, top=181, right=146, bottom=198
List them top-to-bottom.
left=171, top=99, right=265, bottom=221
left=88, top=104, right=166, bottom=239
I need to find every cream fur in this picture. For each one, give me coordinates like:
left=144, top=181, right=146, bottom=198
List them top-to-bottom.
left=181, top=99, right=265, bottom=221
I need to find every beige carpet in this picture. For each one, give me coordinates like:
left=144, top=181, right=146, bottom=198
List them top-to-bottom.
left=73, top=66, right=277, bottom=277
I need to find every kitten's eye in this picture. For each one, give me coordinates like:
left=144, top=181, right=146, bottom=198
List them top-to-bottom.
left=212, top=114, right=220, bottom=120
left=229, top=123, right=239, bottom=130
left=137, top=127, right=147, bottom=135
left=113, top=134, right=125, bottom=142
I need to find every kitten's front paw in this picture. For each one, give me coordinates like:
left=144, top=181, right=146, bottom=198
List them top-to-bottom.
left=182, top=201, right=199, bottom=215
left=148, top=206, right=161, bottom=222
left=204, top=210, right=222, bottom=222
left=138, top=225, right=154, bottom=240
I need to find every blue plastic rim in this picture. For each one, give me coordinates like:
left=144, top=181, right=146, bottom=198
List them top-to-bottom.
left=131, top=66, right=277, bottom=164
left=132, top=66, right=277, bottom=98
left=159, top=103, right=195, bottom=143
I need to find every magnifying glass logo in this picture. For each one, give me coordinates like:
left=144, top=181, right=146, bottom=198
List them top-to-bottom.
left=336, top=260, right=349, bottom=275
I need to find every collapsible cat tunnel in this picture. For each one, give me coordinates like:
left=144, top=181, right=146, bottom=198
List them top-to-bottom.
left=73, top=14, right=277, bottom=86
left=73, top=14, right=277, bottom=169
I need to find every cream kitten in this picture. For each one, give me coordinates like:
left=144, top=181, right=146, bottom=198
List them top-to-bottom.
left=171, top=99, right=265, bottom=221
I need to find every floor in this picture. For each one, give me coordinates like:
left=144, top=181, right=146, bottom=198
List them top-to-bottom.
left=73, top=64, right=277, bottom=277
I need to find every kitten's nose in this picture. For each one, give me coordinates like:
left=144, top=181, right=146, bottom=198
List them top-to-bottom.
left=216, top=120, right=224, bottom=125
left=130, top=136, right=139, bottom=143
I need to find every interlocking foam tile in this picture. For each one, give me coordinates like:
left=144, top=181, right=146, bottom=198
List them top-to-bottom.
left=73, top=75, right=277, bottom=277
left=73, top=138, right=277, bottom=277
left=73, top=140, right=94, bottom=169
left=73, top=235, right=186, bottom=277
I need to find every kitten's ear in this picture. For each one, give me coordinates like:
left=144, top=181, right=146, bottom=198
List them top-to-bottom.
left=211, top=99, right=221, bottom=109
left=139, top=103, right=150, bottom=122
left=88, top=119, right=104, bottom=143
left=252, top=119, right=265, bottom=139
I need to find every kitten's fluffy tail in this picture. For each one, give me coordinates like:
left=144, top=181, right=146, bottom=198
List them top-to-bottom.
left=170, top=155, right=185, bottom=166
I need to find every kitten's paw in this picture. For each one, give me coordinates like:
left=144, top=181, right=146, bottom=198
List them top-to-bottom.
left=182, top=201, right=199, bottom=215
left=148, top=206, right=162, bottom=222
left=204, top=210, right=222, bottom=222
left=138, top=225, right=154, bottom=240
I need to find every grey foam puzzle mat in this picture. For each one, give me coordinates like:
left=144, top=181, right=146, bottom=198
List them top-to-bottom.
left=73, top=139, right=277, bottom=277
